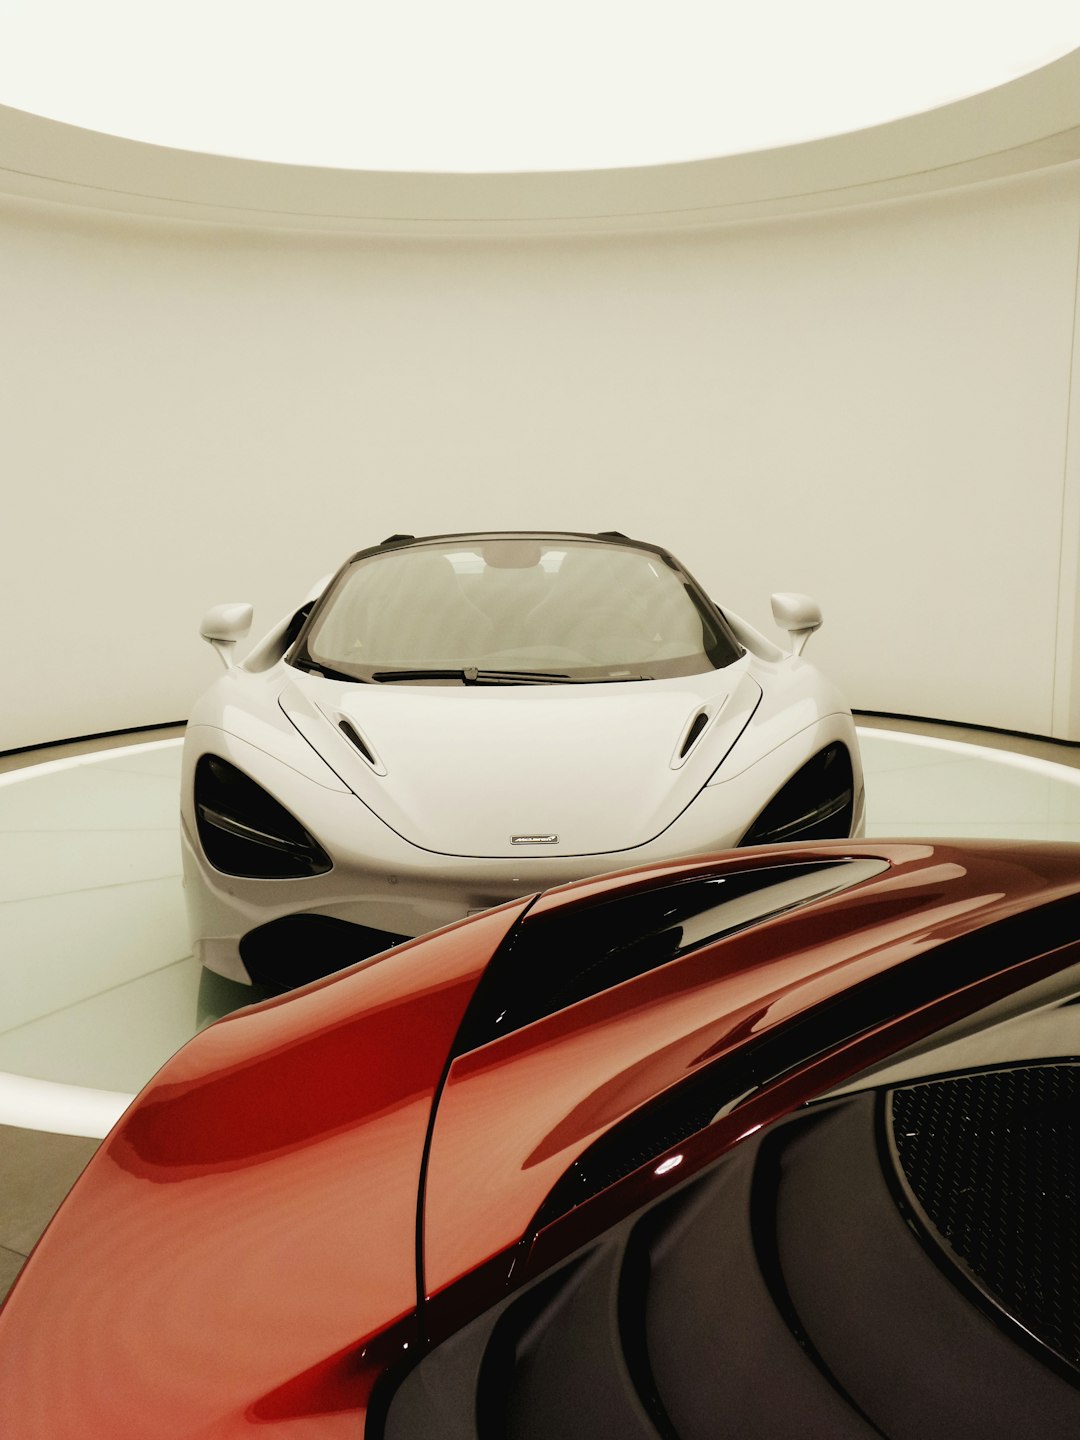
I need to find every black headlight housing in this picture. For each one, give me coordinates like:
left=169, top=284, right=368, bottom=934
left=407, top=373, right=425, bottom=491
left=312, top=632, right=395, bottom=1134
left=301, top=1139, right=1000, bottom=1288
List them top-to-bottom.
left=739, top=742, right=854, bottom=847
left=194, top=755, right=332, bottom=879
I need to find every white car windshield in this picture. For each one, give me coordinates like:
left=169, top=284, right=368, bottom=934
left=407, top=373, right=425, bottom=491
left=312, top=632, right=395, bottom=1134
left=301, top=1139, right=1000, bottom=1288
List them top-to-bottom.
left=294, top=536, right=741, bottom=682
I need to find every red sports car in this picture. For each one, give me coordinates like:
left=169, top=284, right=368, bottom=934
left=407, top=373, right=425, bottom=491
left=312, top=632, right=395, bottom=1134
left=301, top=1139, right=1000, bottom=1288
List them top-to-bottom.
left=3, top=838, right=1080, bottom=1438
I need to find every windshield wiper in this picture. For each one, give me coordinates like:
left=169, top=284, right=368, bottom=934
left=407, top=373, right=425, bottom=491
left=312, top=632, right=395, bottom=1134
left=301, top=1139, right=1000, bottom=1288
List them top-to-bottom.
left=292, top=659, right=363, bottom=683
left=369, top=667, right=653, bottom=684
left=371, top=667, right=573, bottom=684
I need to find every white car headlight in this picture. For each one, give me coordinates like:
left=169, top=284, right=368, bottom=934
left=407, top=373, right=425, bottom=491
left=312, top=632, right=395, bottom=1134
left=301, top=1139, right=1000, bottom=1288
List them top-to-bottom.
left=194, top=754, right=333, bottom=879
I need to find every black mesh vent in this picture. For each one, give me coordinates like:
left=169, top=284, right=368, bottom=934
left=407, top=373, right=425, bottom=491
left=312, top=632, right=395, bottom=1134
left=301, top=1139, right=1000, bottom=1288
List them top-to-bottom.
left=891, top=1064, right=1080, bottom=1371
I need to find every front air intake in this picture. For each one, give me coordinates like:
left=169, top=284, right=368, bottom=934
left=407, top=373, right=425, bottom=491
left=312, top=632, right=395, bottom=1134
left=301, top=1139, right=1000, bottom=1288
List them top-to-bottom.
left=194, top=755, right=332, bottom=879
left=240, top=914, right=408, bottom=989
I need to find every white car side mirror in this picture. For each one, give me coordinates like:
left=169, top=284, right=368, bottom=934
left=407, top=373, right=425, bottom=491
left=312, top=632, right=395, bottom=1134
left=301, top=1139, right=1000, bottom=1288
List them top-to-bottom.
left=771, top=592, right=822, bottom=656
left=201, top=603, right=254, bottom=669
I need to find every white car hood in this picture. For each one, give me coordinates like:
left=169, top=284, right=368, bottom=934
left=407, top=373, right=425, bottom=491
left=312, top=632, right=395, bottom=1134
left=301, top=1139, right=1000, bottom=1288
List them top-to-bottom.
left=284, top=668, right=761, bottom=859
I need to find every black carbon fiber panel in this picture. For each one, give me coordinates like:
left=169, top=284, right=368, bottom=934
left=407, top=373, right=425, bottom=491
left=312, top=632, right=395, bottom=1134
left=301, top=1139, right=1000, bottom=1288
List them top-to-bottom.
left=891, top=1064, right=1080, bottom=1371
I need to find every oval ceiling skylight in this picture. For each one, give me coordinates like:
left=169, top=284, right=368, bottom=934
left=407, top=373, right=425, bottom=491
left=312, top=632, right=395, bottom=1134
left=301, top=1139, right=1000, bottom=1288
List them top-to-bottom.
left=0, top=0, right=1078, bottom=173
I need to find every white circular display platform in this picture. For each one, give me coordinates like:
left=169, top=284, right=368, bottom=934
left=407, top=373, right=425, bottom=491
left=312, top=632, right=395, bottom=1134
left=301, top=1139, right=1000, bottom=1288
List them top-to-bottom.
left=2, top=726, right=1080, bottom=1137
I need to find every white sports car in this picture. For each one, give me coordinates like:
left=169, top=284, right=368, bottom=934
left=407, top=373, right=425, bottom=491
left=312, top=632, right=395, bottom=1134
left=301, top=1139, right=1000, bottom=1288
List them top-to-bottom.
left=181, top=531, right=864, bottom=988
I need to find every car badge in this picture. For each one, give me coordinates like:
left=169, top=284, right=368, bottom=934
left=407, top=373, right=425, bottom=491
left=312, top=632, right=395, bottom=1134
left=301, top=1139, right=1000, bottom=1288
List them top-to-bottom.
left=511, top=833, right=559, bottom=845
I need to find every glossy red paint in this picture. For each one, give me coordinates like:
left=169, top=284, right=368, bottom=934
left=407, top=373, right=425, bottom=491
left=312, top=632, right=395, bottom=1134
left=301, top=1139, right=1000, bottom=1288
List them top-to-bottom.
left=5, top=840, right=1080, bottom=1438
left=421, top=841, right=1080, bottom=1299
left=0, top=900, right=530, bottom=1440
left=522, top=919, right=1080, bottom=1285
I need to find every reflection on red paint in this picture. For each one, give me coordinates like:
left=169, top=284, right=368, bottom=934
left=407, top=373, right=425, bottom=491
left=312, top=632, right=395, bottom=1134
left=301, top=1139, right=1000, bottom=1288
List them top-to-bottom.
left=422, top=843, right=1080, bottom=1297
left=0, top=902, right=529, bottom=1440
left=115, top=976, right=478, bottom=1178
left=245, top=1313, right=417, bottom=1423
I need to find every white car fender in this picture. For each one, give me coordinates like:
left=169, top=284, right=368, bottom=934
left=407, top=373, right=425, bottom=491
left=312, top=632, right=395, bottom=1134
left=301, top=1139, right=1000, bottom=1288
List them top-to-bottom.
left=184, top=699, right=350, bottom=796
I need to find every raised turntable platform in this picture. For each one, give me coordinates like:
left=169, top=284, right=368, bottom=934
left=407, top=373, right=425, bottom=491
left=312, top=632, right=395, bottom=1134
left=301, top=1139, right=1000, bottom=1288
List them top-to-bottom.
left=1, top=719, right=1079, bottom=1140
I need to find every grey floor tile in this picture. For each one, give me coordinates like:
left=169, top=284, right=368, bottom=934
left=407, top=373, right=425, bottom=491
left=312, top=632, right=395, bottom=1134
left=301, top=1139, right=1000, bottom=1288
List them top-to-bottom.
left=0, top=1124, right=99, bottom=1257
left=0, top=1244, right=25, bottom=1303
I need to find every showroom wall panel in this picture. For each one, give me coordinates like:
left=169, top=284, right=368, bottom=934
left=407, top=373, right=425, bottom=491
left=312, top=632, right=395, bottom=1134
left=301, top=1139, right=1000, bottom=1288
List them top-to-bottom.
left=2, top=161, right=1080, bottom=749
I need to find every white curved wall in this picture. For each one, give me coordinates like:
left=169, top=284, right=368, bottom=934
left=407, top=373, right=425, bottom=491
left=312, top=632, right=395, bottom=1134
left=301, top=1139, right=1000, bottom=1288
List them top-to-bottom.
left=3, top=160, right=1080, bottom=750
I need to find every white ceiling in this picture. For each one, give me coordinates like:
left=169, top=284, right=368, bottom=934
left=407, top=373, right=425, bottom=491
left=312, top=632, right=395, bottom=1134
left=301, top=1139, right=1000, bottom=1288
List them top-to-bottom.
left=0, top=0, right=1078, bottom=173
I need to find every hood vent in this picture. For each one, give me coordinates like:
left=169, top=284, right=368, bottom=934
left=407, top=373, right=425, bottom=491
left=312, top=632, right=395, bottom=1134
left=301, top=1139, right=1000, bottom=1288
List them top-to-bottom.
left=327, top=675, right=760, bottom=857
left=671, top=703, right=719, bottom=769
left=679, top=709, right=710, bottom=758
left=338, top=718, right=386, bottom=774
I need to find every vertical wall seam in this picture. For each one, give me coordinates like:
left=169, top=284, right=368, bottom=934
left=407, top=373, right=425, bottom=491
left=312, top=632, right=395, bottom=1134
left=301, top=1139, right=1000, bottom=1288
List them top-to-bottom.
left=1051, top=178, right=1080, bottom=738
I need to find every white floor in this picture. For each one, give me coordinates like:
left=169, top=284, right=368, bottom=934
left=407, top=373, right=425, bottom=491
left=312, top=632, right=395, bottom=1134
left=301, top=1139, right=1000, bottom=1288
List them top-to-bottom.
left=2, top=725, right=1080, bottom=1138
